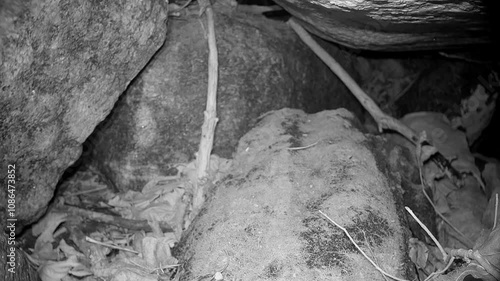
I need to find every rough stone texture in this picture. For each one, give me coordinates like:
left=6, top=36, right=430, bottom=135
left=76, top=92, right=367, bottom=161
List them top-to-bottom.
left=0, top=0, right=168, bottom=230
left=273, top=0, right=494, bottom=51
left=89, top=6, right=361, bottom=192
left=174, top=108, right=415, bottom=280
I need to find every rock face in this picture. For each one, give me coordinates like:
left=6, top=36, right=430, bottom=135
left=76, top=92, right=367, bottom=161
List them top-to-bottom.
left=0, top=0, right=168, bottom=230
left=273, top=0, right=494, bottom=51
left=89, top=7, right=361, bottom=192
left=175, top=108, right=414, bottom=280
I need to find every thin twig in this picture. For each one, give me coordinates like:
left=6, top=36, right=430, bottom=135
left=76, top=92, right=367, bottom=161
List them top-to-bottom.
left=236, top=4, right=282, bottom=14
left=387, top=71, right=421, bottom=107
left=286, top=141, right=319, bottom=151
left=65, top=187, right=107, bottom=197
left=494, top=193, right=498, bottom=229
left=405, top=207, right=448, bottom=261
left=319, top=210, right=409, bottom=281
left=362, top=230, right=390, bottom=281
left=85, top=236, right=139, bottom=254
left=129, top=260, right=179, bottom=275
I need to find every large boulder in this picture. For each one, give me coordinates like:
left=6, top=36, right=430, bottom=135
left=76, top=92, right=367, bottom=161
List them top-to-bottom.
left=0, top=0, right=168, bottom=230
left=273, top=0, right=494, bottom=51
left=88, top=7, right=361, bottom=192
left=175, top=108, right=415, bottom=280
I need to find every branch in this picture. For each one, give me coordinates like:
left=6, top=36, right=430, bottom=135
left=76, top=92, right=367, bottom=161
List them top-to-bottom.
left=194, top=0, right=219, bottom=211
left=287, top=17, right=462, bottom=184
left=60, top=205, right=174, bottom=233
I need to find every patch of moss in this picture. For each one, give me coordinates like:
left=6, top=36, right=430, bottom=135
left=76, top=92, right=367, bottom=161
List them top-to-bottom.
left=281, top=119, right=302, bottom=147
left=346, top=208, right=390, bottom=247
left=300, top=216, right=355, bottom=271
left=262, top=259, right=284, bottom=279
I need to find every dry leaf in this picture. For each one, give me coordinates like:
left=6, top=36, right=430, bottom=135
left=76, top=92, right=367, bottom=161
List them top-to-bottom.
left=33, top=213, right=67, bottom=244
left=409, top=238, right=429, bottom=270
left=38, top=255, right=90, bottom=281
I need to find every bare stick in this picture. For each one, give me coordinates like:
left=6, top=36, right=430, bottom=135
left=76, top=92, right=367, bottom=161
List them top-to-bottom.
left=194, top=0, right=219, bottom=211
left=236, top=5, right=282, bottom=14
left=287, top=18, right=461, bottom=183
left=288, top=18, right=418, bottom=144
left=387, top=72, right=421, bottom=107
left=286, top=141, right=319, bottom=151
left=65, top=187, right=107, bottom=197
left=494, top=193, right=498, bottom=229
left=60, top=205, right=174, bottom=233
left=405, top=207, right=448, bottom=261
left=319, top=210, right=409, bottom=281
left=362, top=230, right=390, bottom=281
left=85, top=236, right=139, bottom=254
left=129, top=260, right=179, bottom=274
